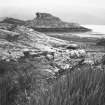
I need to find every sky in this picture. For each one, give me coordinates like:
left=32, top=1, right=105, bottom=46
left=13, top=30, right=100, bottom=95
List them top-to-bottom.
left=0, top=0, right=105, bottom=25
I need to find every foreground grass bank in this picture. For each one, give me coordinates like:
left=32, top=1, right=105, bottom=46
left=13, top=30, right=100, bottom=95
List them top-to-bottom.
left=0, top=60, right=105, bottom=105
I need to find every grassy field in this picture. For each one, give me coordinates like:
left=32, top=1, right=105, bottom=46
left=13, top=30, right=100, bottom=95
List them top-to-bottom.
left=45, top=32, right=99, bottom=43
left=46, top=32, right=105, bottom=50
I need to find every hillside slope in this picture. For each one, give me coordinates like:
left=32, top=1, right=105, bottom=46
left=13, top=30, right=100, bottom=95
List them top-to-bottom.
left=0, top=25, right=86, bottom=74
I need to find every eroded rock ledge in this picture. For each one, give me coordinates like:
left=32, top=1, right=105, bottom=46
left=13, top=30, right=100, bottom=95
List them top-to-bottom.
left=0, top=26, right=86, bottom=77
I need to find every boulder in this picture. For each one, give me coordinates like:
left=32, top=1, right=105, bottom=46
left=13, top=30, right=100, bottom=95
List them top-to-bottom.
left=66, top=44, right=79, bottom=50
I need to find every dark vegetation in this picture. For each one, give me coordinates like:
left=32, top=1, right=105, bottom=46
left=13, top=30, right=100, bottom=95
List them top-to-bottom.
left=31, top=27, right=91, bottom=32
left=96, top=38, right=105, bottom=46
left=1, top=57, right=105, bottom=105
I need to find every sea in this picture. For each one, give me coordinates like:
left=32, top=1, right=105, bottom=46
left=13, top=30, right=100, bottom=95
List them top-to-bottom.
left=78, top=25, right=105, bottom=38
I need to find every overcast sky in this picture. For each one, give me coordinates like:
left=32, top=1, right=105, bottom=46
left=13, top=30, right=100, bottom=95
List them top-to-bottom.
left=0, top=0, right=105, bottom=24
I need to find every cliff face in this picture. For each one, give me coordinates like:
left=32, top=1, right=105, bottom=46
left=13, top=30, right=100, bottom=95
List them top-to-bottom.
left=26, top=12, right=91, bottom=32
left=26, top=12, right=69, bottom=28
left=26, top=12, right=79, bottom=28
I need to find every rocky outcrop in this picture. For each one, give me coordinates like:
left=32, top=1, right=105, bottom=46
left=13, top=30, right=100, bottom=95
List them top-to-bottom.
left=26, top=12, right=91, bottom=32
left=0, top=25, right=86, bottom=77
left=0, top=25, right=68, bottom=61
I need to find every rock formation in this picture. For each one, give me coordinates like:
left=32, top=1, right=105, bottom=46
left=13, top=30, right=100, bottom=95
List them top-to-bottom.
left=0, top=12, right=91, bottom=32
left=26, top=12, right=91, bottom=32
left=0, top=25, right=86, bottom=77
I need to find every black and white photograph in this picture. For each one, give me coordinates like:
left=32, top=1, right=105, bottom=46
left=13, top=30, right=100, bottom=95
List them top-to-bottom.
left=0, top=0, right=105, bottom=105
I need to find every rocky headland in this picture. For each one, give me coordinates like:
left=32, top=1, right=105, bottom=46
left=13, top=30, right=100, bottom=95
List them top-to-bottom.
left=0, top=12, right=91, bottom=32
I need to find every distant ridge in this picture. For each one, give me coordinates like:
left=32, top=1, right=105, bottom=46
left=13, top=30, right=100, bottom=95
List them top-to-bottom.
left=0, top=12, right=91, bottom=32
left=1, top=17, right=25, bottom=25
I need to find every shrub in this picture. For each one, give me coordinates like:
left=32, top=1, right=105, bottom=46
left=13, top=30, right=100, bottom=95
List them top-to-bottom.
left=96, top=38, right=105, bottom=46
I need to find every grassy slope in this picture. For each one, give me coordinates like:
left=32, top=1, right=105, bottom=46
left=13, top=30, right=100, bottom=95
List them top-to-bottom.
left=0, top=31, right=105, bottom=105
left=1, top=59, right=105, bottom=105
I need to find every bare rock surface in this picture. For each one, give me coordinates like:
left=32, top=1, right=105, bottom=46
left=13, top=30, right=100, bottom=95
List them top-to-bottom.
left=0, top=25, right=86, bottom=77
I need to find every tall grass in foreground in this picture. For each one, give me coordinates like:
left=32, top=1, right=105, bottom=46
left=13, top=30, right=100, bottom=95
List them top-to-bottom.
left=1, top=60, right=105, bottom=105
left=38, top=65, right=105, bottom=105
